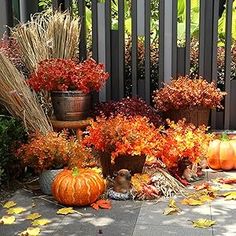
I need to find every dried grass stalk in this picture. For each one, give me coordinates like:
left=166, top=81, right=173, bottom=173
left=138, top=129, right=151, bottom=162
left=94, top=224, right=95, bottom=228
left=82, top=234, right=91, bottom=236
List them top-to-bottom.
left=12, top=11, right=80, bottom=72
left=0, top=52, right=52, bottom=134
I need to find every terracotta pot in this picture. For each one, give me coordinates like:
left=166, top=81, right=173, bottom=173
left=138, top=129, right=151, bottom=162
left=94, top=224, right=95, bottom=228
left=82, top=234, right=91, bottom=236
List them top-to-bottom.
left=51, top=91, right=91, bottom=121
left=165, top=107, right=210, bottom=126
left=100, top=153, right=146, bottom=177
left=39, top=169, right=63, bottom=195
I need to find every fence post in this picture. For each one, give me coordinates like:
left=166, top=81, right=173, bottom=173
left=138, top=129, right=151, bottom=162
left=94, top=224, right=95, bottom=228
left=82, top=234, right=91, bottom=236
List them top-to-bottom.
left=19, top=0, right=38, bottom=22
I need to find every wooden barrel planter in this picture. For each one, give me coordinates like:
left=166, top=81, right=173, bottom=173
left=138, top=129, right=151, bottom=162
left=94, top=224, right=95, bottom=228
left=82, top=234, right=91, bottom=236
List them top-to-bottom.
left=51, top=91, right=91, bottom=121
left=165, top=107, right=210, bottom=127
left=99, top=153, right=146, bottom=177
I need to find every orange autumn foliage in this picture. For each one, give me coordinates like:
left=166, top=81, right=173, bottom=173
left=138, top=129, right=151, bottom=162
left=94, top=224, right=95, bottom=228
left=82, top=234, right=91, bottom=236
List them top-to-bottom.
left=83, top=115, right=163, bottom=163
left=158, top=119, right=214, bottom=168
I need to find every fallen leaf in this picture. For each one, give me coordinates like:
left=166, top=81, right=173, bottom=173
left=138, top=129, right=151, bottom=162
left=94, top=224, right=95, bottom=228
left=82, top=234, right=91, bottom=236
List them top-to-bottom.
left=218, top=178, right=236, bottom=185
left=194, top=182, right=210, bottom=191
left=223, top=192, right=236, bottom=200
left=198, top=195, right=214, bottom=202
left=163, top=198, right=181, bottom=215
left=168, top=198, right=177, bottom=208
left=181, top=198, right=204, bottom=206
left=91, top=199, right=112, bottom=210
left=96, top=199, right=112, bottom=209
left=3, top=201, right=17, bottom=209
left=91, top=203, right=99, bottom=211
left=7, top=207, right=27, bottom=215
left=57, top=207, right=76, bottom=215
left=163, top=207, right=180, bottom=215
left=26, top=213, right=41, bottom=220
left=0, top=216, right=16, bottom=224
left=32, top=218, right=51, bottom=226
left=192, top=218, right=216, bottom=228
left=19, top=227, right=41, bottom=236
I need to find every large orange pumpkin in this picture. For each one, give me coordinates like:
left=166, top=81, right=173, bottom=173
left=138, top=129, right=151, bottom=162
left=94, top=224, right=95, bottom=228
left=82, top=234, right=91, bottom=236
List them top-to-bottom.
left=207, top=134, right=236, bottom=170
left=52, top=168, right=106, bottom=206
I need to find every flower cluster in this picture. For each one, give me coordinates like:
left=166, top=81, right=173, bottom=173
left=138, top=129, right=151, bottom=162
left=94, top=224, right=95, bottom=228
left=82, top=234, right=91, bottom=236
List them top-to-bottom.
left=28, top=58, right=109, bottom=94
left=153, top=76, right=226, bottom=112
left=93, top=97, right=163, bottom=127
left=83, top=115, right=162, bottom=163
left=158, top=119, right=214, bottom=169
left=16, top=131, right=93, bottom=173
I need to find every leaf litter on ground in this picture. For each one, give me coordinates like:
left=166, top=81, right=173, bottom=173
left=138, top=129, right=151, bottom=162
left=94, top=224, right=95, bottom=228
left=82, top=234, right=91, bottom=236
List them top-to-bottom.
left=163, top=198, right=181, bottom=215
left=3, top=201, right=17, bottom=209
left=7, top=207, right=27, bottom=215
left=0, top=215, right=16, bottom=224
left=191, top=218, right=216, bottom=228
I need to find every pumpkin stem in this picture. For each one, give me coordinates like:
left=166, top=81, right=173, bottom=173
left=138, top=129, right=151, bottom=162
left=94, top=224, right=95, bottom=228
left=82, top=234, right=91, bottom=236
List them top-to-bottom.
left=221, top=132, right=230, bottom=141
left=72, top=167, right=79, bottom=177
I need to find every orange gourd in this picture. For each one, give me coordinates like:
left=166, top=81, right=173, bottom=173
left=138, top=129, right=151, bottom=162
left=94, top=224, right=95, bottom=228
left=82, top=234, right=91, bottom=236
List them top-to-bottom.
left=207, top=134, right=236, bottom=170
left=52, top=168, right=105, bottom=206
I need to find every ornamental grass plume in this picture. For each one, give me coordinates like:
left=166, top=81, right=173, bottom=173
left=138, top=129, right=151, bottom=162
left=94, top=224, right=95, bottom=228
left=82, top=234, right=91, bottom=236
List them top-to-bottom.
left=153, top=76, right=226, bottom=112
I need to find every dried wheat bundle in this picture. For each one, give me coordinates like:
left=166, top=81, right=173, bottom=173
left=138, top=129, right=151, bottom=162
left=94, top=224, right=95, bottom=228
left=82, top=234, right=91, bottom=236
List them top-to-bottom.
left=12, top=11, right=80, bottom=72
left=46, top=11, right=81, bottom=59
left=11, top=13, right=49, bottom=72
left=0, top=52, right=52, bottom=134
left=150, top=168, right=188, bottom=197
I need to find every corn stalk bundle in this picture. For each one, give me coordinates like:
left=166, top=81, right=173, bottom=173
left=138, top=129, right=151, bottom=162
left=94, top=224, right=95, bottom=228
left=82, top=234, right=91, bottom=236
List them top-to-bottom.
left=12, top=11, right=81, bottom=72
left=0, top=52, right=52, bottom=134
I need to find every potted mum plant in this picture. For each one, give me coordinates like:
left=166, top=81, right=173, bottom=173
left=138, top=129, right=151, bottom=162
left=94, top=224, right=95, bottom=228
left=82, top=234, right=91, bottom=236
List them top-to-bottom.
left=28, top=58, right=109, bottom=121
left=153, top=76, right=226, bottom=126
left=83, top=114, right=162, bottom=177
left=16, top=131, right=91, bottom=195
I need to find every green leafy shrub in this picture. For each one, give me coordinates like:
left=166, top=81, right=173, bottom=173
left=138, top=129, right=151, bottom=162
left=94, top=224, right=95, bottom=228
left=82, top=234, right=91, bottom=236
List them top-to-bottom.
left=0, top=116, right=27, bottom=185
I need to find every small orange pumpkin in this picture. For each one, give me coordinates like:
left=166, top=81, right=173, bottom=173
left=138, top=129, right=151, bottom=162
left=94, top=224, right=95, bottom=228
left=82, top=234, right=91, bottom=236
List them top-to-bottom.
left=207, top=133, right=236, bottom=170
left=52, top=168, right=105, bottom=206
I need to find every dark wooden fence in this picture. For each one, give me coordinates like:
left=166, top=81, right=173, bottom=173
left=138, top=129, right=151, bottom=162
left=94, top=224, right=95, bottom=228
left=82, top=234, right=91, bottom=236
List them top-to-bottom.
left=1, top=0, right=235, bottom=130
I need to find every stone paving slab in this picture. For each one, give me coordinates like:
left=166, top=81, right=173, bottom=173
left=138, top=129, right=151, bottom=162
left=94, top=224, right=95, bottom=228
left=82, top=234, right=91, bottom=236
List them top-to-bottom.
left=1, top=170, right=236, bottom=236
left=0, top=190, right=66, bottom=236
left=54, top=200, right=142, bottom=236
left=136, top=200, right=212, bottom=227
left=133, top=224, right=213, bottom=236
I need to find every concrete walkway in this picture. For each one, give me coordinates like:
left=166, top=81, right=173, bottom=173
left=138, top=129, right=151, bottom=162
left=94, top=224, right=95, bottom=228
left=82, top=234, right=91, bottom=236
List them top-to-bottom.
left=0, top=170, right=236, bottom=236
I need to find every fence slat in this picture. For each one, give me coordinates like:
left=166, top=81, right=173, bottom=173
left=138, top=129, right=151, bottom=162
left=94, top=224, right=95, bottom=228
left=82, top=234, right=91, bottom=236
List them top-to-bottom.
left=0, top=0, right=13, bottom=35
left=64, top=0, right=72, bottom=10
left=77, top=0, right=87, bottom=60
left=92, top=0, right=98, bottom=61
left=105, top=0, right=111, bottom=100
left=118, top=0, right=125, bottom=99
left=131, top=0, right=138, bottom=96
left=144, top=0, right=150, bottom=103
left=158, top=0, right=164, bottom=88
left=171, top=0, right=177, bottom=78
left=185, top=0, right=191, bottom=75
left=199, top=0, right=205, bottom=76
left=211, top=0, right=220, bottom=130
left=224, top=0, right=233, bottom=129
